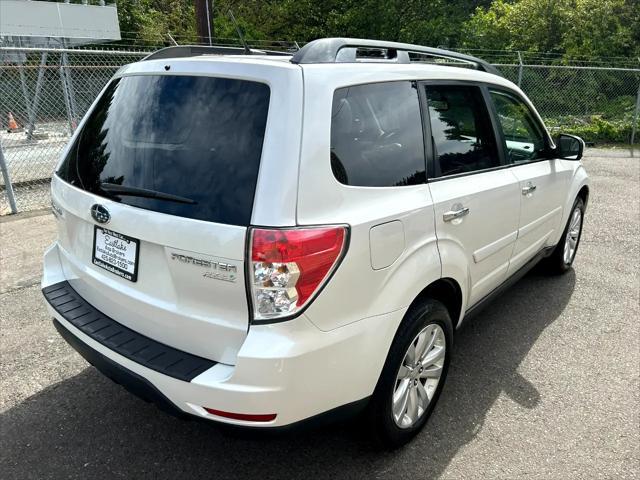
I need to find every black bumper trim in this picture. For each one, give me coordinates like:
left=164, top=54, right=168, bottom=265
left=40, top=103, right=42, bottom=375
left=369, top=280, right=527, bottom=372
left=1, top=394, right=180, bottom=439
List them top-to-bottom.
left=43, top=281, right=216, bottom=382
left=53, top=318, right=186, bottom=417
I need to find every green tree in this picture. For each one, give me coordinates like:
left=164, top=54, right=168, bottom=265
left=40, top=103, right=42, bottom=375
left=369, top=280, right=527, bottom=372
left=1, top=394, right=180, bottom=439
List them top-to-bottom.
left=113, top=0, right=639, bottom=59
left=116, top=0, right=197, bottom=45
left=207, top=0, right=492, bottom=47
left=463, top=0, right=639, bottom=58
left=463, top=0, right=570, bottom=53
left=562, top=0, right=637, bottom=58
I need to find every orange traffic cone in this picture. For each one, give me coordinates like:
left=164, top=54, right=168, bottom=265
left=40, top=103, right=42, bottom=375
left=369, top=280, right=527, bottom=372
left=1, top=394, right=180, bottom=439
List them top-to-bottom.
left=7, top=112, right=19, bottom=132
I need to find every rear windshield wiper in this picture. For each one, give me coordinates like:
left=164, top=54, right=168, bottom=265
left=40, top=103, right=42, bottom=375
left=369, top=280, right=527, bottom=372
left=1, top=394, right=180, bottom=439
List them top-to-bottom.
left=100, top=183, right=197, bottom=205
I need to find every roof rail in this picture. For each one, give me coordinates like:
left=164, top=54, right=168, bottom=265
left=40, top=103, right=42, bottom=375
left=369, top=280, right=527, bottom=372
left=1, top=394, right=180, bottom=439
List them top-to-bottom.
left=290, top=38, right=502, bottom=77
left=142, top=45, right=290, bottom=62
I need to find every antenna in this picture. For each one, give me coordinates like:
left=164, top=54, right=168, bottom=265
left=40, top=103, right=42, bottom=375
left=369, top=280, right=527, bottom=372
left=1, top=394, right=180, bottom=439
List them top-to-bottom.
left=227, top=10, right=251, bottom=55
left=166, top=33, right=178, bottom=46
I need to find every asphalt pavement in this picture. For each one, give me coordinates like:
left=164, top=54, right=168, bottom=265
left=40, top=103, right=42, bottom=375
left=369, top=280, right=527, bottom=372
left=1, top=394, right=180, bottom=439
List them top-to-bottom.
left=1, top=148, right=638, bottom=479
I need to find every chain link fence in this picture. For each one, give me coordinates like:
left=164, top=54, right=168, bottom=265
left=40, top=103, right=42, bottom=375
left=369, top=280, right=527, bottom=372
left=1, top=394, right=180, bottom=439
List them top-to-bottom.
left=1, top=46, right=639, bottom=215
left=0, top=47, right=147, bottom=214
left=496, top=63, right=640, bottom=144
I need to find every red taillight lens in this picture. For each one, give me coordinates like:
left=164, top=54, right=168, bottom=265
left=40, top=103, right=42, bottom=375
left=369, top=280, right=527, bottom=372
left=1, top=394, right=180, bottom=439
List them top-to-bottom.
left=250, top=226, right=347, bottom=320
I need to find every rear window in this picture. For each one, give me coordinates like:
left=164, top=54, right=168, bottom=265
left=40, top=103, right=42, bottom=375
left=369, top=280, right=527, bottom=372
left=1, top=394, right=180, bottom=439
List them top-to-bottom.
left=57, top=75, right=270, bottom=225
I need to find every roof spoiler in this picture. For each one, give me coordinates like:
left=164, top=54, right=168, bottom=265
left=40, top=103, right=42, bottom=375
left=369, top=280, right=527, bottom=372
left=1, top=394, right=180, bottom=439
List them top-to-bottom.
left=290, top=38, right=502, bottom=77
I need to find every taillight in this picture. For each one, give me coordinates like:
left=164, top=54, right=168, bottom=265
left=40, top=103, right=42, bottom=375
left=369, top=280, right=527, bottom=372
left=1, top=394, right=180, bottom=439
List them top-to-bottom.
left=249, top=226, right=348, bottom=321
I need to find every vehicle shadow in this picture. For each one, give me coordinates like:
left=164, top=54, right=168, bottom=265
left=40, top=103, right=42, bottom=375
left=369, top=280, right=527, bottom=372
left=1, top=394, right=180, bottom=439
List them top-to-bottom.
left=1, top=268, right=575, bottom=479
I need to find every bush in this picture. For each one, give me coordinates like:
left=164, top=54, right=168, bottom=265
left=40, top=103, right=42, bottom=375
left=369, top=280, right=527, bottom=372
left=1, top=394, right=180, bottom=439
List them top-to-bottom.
left=545, top=115, right=638, bottom=144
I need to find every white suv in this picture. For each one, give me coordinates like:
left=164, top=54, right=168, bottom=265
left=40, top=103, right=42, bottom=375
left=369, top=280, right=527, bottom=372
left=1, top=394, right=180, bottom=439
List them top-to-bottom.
left=43, top=38, right=589, bottom=447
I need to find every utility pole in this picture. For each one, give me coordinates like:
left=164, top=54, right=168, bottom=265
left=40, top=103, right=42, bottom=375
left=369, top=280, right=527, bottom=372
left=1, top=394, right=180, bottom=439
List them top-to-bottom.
left=195, top=0, right=213, bottom=45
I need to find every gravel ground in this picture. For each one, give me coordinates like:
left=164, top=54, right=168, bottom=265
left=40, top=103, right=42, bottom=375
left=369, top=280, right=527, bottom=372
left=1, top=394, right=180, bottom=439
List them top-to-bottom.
left=1, top=148, right=638, bottom=479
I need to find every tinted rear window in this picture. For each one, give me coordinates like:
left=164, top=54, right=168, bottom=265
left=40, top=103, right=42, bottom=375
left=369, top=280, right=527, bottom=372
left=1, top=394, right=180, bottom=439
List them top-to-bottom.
left=57, top=75, right=270, bottom=225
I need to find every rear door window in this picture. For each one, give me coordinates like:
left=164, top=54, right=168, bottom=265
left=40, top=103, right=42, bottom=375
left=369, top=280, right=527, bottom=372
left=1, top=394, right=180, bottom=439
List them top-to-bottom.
left=57, top=75, right=270, bottom=226
left=330, top=81, right=426, bottom=187
left=423, top=84, right=500, bottom=178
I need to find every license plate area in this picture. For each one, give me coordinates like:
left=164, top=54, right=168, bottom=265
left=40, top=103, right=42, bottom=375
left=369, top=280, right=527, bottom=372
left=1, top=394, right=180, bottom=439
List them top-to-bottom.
left=92, top=226, right=140, bottom=282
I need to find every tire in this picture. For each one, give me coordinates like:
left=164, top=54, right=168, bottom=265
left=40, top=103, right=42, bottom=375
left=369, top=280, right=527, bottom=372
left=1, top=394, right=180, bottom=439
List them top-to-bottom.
left=543, top=197, right=585, bottom=275
left=367, top=299, right=453, bottom=449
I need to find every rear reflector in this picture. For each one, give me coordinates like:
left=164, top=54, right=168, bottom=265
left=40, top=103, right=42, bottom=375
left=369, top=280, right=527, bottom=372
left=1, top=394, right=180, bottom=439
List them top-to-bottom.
left=249, top=226, right=347, bottom=321
left=204, top=407, right=277, bottom=422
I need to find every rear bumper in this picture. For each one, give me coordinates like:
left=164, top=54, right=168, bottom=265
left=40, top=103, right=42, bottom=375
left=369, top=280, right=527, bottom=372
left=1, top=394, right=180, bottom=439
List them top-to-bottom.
left=43, top=243, right=405, bottom=428
left=43, top=282, right=216, bottom=382
left=52, top=317, right=187, bottom=418
left=53, top=317, right=369, bottom=430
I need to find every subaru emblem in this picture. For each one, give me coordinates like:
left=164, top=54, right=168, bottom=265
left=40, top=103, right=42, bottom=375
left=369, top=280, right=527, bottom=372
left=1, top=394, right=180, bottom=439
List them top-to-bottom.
left=91, top=204, right=110, bottom=224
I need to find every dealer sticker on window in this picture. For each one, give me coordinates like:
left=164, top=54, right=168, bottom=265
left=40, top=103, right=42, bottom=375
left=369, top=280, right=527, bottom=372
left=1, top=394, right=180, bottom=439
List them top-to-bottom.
left=92, top=226, right=140, bottom=282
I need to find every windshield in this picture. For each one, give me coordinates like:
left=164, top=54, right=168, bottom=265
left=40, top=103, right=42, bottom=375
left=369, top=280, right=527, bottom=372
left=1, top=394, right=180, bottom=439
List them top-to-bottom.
left=57, top=75, right=271, bottom=225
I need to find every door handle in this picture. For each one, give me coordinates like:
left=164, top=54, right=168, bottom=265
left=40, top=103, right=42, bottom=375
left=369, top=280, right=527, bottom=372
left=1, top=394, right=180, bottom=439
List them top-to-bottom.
left=522, top=183, right=537, bottom=195
left=443, top=207, right=470, bottom=222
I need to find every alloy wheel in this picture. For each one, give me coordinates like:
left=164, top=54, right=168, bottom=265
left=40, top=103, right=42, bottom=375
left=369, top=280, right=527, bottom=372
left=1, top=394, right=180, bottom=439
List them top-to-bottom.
left=563, top=207, right=582, bottom=265
left=392, top=323, right=446, bottom=428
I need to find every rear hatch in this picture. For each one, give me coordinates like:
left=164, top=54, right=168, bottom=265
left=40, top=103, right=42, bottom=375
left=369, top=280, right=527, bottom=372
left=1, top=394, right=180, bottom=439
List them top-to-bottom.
left=51, top=63, right=289, bottom=364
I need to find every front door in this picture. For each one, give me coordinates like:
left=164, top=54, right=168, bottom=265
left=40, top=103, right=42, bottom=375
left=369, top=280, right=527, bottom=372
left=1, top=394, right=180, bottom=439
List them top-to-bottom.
left=488, top=88, right=572, bottom=274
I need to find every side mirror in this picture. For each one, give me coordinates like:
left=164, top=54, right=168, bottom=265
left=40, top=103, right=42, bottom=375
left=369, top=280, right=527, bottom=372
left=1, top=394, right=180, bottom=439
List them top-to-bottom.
left=555, top=134, right=584, bottom=160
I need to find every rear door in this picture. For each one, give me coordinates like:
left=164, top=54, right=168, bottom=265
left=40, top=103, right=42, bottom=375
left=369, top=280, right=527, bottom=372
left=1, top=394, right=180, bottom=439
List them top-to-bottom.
left=52, top=70, right=284, bottom=365
left=422, top=82, right=521, bottom=307
left=488, top=88, right=571, bottom=274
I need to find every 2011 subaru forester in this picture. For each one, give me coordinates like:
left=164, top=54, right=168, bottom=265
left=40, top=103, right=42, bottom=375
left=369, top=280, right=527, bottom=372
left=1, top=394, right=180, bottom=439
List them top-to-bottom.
left=43, top=38, right=589, bottom=447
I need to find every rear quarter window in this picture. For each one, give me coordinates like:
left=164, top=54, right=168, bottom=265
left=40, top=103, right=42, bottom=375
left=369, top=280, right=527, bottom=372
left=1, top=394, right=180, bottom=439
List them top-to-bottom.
left=57, top=75, right=270, bottom=226
left=330, top=81, right=426, bottom=187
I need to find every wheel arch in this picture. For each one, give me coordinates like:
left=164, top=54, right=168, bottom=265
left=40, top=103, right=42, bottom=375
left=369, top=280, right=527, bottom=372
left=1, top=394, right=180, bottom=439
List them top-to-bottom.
left=553, top=165, right=590, bottom=246
left=577, top=184, right=589, bottom=209
left=407, top=278, right=464, bottom=330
